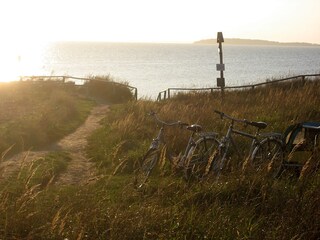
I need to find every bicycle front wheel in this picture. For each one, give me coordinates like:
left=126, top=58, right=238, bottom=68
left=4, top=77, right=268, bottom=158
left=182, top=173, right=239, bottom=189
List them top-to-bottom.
left=185, top=136, right=220, bottom=180
left=250, top=138, right=284, bottom=177
left=134, top=149, right=159, bottom=188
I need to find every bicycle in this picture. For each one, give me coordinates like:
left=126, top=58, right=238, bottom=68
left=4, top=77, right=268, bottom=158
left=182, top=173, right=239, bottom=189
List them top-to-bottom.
left=209, top=110, right=285, bottom=178
left=134, top=111, right=219, bottom=188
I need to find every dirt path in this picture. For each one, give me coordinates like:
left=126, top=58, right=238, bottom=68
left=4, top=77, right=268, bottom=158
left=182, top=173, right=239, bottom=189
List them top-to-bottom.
left=0, top=104, right=109, bottom=185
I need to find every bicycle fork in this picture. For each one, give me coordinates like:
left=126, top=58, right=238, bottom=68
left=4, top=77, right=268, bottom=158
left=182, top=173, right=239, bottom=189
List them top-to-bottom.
left=148, top=126, right=165, bottom=150
left=214, top=127, right=245, bottom=173
left=181, top=133, right=196, bottom=168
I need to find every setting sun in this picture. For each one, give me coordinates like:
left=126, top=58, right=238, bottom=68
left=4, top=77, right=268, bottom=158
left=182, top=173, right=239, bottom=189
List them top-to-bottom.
left=0, top=0, right=319, bottom=84
left=0, top=41, right=46, bottom=82
left=0, top=44, right=20, bottom=82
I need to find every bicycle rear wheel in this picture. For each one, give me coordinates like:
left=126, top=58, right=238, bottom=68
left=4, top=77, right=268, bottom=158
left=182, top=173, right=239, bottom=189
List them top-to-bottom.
left=185, top=136, right=220, bottom=180
left=250, top=138, right=284, bottom=177
left=134, top=149, right=159, bottom=188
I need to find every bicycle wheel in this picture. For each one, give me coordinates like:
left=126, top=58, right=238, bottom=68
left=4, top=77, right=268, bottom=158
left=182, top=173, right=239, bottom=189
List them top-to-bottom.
left=185, top=136, right=220, bottom=180
left=250, top=138, right=284, bottom=177
left=134, top=149, right=159, bottom=188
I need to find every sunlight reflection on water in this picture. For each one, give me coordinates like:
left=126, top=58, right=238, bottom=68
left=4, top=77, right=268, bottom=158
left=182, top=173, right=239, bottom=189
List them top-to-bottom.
left=6, top=42, right=320, bottom=98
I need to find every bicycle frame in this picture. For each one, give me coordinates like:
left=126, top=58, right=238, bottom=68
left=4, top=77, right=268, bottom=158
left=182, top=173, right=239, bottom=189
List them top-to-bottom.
left=214, top=110, right=279, bottom=171
left=134, top=111, right=220, bottom=188
left=146, top=112, right=197, bottom=167
left=218, top=120, right=262, bottom=170
left=225, top=123, right=259, bottom=155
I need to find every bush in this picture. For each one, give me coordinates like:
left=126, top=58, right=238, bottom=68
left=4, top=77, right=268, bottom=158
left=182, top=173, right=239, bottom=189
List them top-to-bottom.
left=83, top=75, right=135, bottom=103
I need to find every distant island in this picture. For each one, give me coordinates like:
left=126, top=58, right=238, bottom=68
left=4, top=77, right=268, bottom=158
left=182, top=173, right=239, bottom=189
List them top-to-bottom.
left=194, top=38, right=320, bottom=47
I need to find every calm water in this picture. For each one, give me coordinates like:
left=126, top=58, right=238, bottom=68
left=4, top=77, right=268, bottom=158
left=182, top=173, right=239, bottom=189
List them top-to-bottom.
left=16, top=42, right=320, bottom=99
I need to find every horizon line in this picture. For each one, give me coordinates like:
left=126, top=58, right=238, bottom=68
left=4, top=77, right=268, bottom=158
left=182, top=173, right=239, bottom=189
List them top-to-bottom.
left=42, top=38, right=320, bottom=46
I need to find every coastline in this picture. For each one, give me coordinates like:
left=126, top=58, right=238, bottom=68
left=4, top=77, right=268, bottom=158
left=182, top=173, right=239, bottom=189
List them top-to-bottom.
left=194, top=38, right=320, bottom=47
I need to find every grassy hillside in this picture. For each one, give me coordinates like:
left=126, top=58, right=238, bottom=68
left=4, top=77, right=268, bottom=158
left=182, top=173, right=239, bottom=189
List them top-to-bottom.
left=0, top=77, right=134, bottom=156
left=0, top=79, right=319, bottom=239
left=87, top=79, right=320, bottom=174
left=0, top=81, right=93, bottom=155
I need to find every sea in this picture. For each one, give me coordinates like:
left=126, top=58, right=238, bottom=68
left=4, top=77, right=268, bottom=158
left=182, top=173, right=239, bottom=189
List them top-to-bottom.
left=8, top=42, right=320, bottom=99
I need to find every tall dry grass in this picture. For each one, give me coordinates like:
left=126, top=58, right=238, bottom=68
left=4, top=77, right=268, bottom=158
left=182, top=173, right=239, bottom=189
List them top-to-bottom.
left=0, top=79, right=319, bottom=239
left=84, top=79, right=320, bottom=239
left=88, top=79, right=320, bottom=174
left=0, top=81, right=94, bottom=155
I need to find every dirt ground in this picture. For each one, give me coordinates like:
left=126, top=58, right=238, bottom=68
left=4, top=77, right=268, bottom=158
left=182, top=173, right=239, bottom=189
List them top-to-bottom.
left=0, top=104, right=109, bottom=186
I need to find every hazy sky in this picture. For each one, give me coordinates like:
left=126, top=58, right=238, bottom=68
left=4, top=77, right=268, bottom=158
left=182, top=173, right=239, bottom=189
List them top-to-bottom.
left=1, top=0, right=320, bottom=45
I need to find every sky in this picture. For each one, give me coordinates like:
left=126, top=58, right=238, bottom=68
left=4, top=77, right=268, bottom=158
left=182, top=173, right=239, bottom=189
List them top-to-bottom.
left=0, top=0, right=320, bottom=45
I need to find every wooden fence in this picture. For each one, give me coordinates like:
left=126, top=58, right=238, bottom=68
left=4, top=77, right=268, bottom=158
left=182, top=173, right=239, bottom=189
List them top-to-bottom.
left=18, top=74, right=320, bottom=102
left=157, top=74, right=320, bottom=101
left=19, top=75, right=138, bottom=100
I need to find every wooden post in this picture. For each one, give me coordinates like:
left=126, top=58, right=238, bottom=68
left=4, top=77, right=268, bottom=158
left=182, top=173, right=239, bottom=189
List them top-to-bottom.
left=216, top=32, right=225, bottom=102
left=134, top=88, right=138, bottom=100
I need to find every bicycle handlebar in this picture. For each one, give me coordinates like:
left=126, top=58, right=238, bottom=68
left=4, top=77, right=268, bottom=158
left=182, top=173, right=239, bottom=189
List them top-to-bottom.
left=214, top=110, right=267, bottom=129
left=214, top=110, right=244, bottom=123
left=148, top=111, right=189, bottom=127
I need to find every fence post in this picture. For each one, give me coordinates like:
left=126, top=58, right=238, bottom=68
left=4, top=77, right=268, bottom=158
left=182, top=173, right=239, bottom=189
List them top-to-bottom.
left=134, top=88, right=138, bottom=100
left=168, top=89, right=171, bottom=99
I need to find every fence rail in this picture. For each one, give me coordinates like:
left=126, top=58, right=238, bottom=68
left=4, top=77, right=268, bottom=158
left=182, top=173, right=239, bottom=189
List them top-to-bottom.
left=17, top=74, right=320, bottom=102
left=157, top=74, right=320, bottom=101
left=19, top=75, right=138, bottom=100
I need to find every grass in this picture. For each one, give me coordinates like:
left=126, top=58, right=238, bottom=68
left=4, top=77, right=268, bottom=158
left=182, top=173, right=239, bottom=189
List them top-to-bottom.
left=0, top=77, right=134, bottom=156
left=0, top=78, right=319, bottom=239
left=0, top=81, right=94, bottom=156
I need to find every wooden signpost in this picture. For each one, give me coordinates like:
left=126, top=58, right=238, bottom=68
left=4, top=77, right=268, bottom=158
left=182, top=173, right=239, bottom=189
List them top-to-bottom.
left=216, top=32, right=225, bottom=101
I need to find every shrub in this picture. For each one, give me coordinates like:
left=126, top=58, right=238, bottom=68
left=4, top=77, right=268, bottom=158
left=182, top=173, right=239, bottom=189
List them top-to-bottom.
left=83, top=75, right=135, bottom=103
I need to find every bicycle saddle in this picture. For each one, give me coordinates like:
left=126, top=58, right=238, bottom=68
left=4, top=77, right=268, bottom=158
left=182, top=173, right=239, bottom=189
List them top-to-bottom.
left=246, top=120, right=267, bottom=129
left=187, top=124, right=203, bottom=132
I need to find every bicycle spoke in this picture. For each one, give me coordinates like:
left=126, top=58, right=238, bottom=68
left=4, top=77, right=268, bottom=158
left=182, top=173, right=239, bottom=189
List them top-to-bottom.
left=185, top=137, right=219, bottom=180
left=251, top=138, right=284, bottom=177
left=134, top=149, right=159, bottom=188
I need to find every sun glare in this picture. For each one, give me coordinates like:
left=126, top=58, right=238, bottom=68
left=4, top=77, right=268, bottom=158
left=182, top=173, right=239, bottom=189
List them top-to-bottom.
left=0, top=41, right=47, bottom=83
left=0, top=46, right=20, bottom=83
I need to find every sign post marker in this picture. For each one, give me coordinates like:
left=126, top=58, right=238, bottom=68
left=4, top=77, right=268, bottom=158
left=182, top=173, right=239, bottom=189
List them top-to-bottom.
left=216, top=32, right=225, bottom=102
